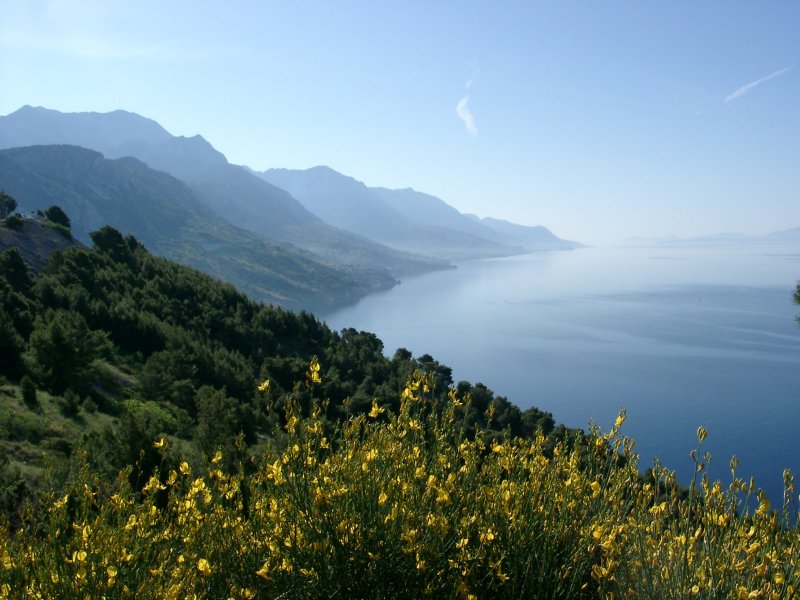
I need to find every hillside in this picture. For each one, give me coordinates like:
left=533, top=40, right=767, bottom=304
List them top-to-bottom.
left=0, top=106, right=448, bottom=279
left=0, top=145, right=397, bottom=312
left=0, top=214, right=85, bottom=271
left=0, top=218, right=557, bottom=517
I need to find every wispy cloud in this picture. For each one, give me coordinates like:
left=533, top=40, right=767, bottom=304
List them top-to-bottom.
left=724, top=67, right=791, bottom=102
left=456, top=96, right=477, bottom=137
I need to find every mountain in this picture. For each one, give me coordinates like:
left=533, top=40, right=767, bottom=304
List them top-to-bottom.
left=0, top=105, right=172, bottom=150
left=0, top=106, right=447, bottom=279
left=0, top=145, right=396, bottom=312
left=259, top=166, right=524, bottom=260
left=259, top=166, right=410, bottom=241
left=258, top=167, right=580, bottom=259
left=373, top=187, right=508, bottom=243
left=376, top=189, right=581, bottom=251
left=468, top=216, right=582, bottom=250
left=766, top=227, right=800, bottom=241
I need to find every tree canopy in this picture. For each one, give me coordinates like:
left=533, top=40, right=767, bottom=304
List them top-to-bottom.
left=0, top=190, right=17, bottom=219
left=43, top=204, right=71, bottom=229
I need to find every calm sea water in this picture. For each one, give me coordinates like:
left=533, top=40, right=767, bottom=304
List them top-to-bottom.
left=322, top=243, right=800, bottom=505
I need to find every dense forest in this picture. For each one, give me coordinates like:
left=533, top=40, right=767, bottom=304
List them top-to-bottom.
left=0, top=201, right=557, bottom=519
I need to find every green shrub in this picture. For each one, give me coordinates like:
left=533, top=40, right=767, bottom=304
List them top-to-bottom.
left=3, top=214, right=23, bottom=230
left=20, top=376, right=39, bottom=411
left=58, top=389, right=81, bottom=417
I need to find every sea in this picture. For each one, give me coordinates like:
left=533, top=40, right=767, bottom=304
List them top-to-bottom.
left=321, top=242, right=800, bottom=507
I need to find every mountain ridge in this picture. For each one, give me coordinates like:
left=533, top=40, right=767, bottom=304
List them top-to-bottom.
left=0, top=106, right=449, bottom=281
left=0, top=145, right=396, bottom=311
left=259, top=166, right=579, bottom=259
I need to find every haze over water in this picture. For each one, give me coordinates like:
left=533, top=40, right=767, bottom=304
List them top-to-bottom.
left=323, top=243, right=800, bottom=505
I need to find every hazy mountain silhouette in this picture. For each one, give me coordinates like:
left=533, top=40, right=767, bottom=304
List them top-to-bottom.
left=0, top=106, right=446, bottom=278
left=0, top=145, right=397, bottom=311
left=259, top=167, right=579, bottom=258
left=468, top=216, right=581, bottom=250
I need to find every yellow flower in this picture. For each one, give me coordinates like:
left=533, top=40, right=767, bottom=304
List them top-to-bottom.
left=305, top=356, right=322, bottom=385
left=257, top=379, right=270, bottom=392
left=368, top=401, right=385, bottom=418
left=285, top=415, right=299, bottom=434
left=153, top=437, right=167, bottom=449
left=211, top=450, right=223, bottom=464
left=179, top=462, right=191, bottom=475
left=142, top=475, right=165, bottom=494
left=591, top=480, right=602, bottom=499
left=197, top=558, right=211, bottom=576
left=256, top=563, right=270, bottom=580
left=107, top=565, right=117, bottom=579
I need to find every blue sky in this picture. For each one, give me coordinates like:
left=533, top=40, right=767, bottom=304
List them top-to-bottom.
left=1, top=1, right=798, bottom=243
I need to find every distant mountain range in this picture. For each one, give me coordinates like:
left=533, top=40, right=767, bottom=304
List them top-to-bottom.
left=0, top=105, right=580, bottom=310
left=0, top=106, right=444, bottom=277
left=0, top=145, right=391, bottom=311
left=259, top=167, right=579, bottom=260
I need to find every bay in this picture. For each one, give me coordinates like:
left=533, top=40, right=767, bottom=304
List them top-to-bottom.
left=322, top=243, right=800, bottom=505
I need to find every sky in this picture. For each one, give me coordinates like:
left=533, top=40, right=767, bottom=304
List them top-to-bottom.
left=1, top=1, right=798, bottom=244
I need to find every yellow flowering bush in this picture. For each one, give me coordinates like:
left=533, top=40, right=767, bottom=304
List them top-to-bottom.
left=0, top=363, right=798, bottom=599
